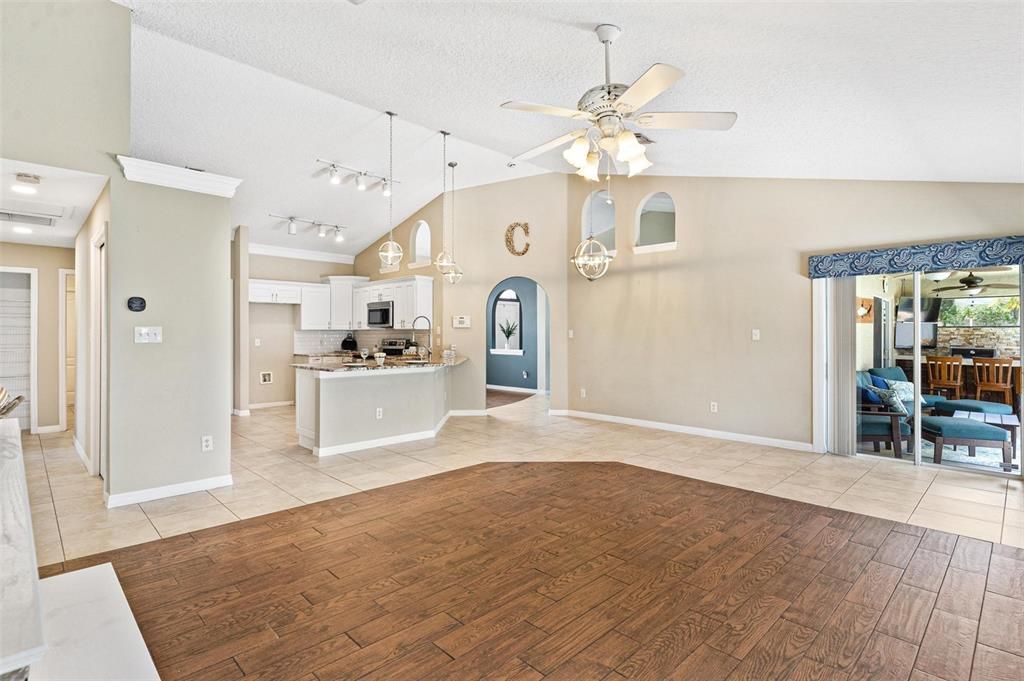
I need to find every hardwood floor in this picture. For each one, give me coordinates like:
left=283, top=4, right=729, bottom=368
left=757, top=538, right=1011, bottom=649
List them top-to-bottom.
left=485, top=389, right=532, bottom=409
left=41, top=462, right=1024, bottom=681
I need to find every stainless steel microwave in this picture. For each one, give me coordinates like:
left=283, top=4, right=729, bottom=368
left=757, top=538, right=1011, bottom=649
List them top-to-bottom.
left=367, top=300, right=393, bottom=328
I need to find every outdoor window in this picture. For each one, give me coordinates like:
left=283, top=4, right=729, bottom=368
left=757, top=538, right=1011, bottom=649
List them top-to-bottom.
left=582, top=190, right=616, bottom=252
left=635, top=191, right=676, bottom=251
left=410, top=220, right=431, bottom=267
left=493, top=289, right=522, bottom=352
left=938, top=296, right=1019, bottom=327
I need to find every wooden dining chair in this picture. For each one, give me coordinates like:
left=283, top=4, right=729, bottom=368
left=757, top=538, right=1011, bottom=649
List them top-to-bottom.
left=926, top=355, right=964, bottom=399
left=974, top=357, right=1014, bottom=405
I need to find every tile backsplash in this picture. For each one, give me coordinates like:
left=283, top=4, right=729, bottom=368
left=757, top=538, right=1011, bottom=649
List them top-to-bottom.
left=293, top=328, right=436, bottom=355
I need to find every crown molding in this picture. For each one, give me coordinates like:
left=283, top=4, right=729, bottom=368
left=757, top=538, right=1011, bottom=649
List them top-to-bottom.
left=116, top=156, right=244, bottom=198
left=248, top=243, right=355, bottom=265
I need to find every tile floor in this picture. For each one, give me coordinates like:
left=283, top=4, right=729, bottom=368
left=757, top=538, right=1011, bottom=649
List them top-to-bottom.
left=24, top=395, right=1024, bottom=565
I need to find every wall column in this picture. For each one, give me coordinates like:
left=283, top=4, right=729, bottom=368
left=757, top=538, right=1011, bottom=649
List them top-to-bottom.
left=232, top=225, right=250, bottom=416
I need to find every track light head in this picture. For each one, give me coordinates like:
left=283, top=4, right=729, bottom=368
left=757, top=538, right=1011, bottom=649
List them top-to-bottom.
left=329, top=166, right=341, bottom=185
left=355, top=173, right=368, bottom=191
left=381, top=180, right=392, bottom=197
left=287, top=219, right=298, bottom=235
left=317, top=223, right=327, bottom=238
left=334, top=228, right=345, bottom=243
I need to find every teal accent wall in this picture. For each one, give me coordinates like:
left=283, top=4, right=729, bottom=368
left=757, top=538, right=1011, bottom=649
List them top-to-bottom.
left=486, top=277, right=538, bottom=390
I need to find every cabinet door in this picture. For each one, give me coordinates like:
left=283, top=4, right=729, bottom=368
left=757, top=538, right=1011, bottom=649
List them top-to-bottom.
left=330, top=280, right=355, bottom=330
left=249, top=281, right=275, bottom=303
left=393, top=282, right=414, bottom=329
left=275, top=284, right=303, bottom=305
left=299, top=285, right=332, bottom=330
left=378, top=285, right=395, bottom=302
left=353, top=289, right=368, bottom=328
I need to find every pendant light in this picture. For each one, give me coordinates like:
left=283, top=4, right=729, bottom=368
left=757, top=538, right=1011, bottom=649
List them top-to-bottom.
left=377, top=111, right=403, bottom=268
left=434, top=131, right=456, bottom=274
left=442, top=160, right=463, bottom=284
left=571, top=178, right=614, bottom=281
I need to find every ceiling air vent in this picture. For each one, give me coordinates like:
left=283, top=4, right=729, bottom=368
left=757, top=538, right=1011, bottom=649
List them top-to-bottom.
left=0, top=199, right=70, bottom=228
left=0, top=211, right=55, bottom=227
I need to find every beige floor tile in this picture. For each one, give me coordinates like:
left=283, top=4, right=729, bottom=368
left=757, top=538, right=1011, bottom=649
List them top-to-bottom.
left=782, top=470, right=862, bottom=493
left=933, top=470, right=1009, bottom=493
left=271, top=476, right=361, bottom=503
left=210, top=478, right=288, bottom=503
left=842, top=480, right=926, bottom=506
left=766, top=482, right=842, bottom=506
left=925, top=482, right=1007, bottom=507
left=220, top=489, right=304, bottom=519
left=1005, top=489, right=1024, bottom=511
left=140, top=490, right=223, bottom=518
left=829, top=493, right=915, bottom=522
left=916, top=495, right=1005, bottom=523
left=57, top=504, right=151, bottom=533
left=149, top=504, right=239, bottom=538
left=907, top=508, right=1002, bottom=543
left=1004, top=508, right=1024, bottom=527
left=61, top=519, right=161, bottom=560
left=1002, top=523, right=1024, bottom=548
left=35, top=538, right=65, bottom=566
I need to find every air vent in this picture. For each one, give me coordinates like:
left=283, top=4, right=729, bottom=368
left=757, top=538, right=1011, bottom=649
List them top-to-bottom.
left=0, top=211, right=54, bottom=227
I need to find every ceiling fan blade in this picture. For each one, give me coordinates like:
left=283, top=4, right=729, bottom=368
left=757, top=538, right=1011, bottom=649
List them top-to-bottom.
left=614, top=63, right=684, bottom=114
left=500, top=100, right=593, bottom=121
left=630, top=111, right=737, bottom=131
left=511, top=129, right=589, bottom=161
left=981, top=283, right=1018, bottom=289
left=931, top=285, right=966, bottom=293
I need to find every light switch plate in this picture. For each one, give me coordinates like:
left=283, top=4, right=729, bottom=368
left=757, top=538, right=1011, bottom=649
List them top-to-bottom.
left=452, top=315, right=471, bottom=328
left=134, top=326, right=162, bottom=343
left=751, top=329, right=761, bottom=341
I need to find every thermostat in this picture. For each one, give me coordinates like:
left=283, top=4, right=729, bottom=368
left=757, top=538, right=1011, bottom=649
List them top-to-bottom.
left=127, top=296, right=146, bottom=312
left=452, top=315, right=471, bottom=329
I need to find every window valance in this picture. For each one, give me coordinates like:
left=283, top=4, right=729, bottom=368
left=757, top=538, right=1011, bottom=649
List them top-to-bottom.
left=808, top=236, right=1024, bottom=279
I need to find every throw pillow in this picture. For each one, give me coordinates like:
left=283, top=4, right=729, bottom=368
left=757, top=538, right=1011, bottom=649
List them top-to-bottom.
left=884, top=379, right=915, bottom=402
left=864, top=386, right=909, bottom=416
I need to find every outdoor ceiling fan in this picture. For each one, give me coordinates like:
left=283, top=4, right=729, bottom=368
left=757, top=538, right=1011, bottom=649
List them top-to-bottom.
left=501, top=24, right=737, bottom=179
left=931, top=271, right=1018, bottom=296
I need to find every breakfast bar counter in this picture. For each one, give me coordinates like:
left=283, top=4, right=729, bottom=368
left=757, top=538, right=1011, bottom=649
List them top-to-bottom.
left=294, top=358, right=465, bottom=456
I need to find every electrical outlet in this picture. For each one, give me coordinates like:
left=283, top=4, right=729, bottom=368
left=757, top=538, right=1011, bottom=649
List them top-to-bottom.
left=568, top=329, right=575, bottom=339
left=751, top=329, right=761, bottom=341
left=254, top=337, right=261, bottom=347
left=580, top=388, right=587, bottom=399
left=710, top=402, right=719, bottom=414
left=375, top=407, right=383, bottom=420
left=201, top=435, right=214, bottom=452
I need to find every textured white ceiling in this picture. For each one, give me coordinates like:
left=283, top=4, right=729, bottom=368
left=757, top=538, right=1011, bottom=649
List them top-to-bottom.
left=126, top=0, right=1023, bottom=189
left=130, top=27, right=544, bottom=255
left=0, top=159, right=107, bottom=248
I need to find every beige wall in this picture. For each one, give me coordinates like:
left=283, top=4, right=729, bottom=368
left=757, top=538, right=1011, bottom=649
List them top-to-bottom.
left=4, top=2, right=236, bottom=497
left=355, top=174, right=570, bottom=412
left=568, top=176, right=1024, bottom=444
left=354, top=194, right=445, bottom=355
left=231, top=227, right=249, bottom=412
left=0, top=243, right=75, bottom=428
left=249, top=254, right=353, bottom=281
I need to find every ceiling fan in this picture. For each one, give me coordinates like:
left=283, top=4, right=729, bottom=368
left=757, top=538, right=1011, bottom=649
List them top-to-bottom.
left=501, top=24, right=737, bottom=179
left=931, top=271, right=1018, bottom=296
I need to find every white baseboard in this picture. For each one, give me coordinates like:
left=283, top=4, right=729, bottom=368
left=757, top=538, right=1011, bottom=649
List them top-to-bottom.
left=486, top=384, right=538, bottom=394
left=249, top=401, right=294, bottom=410
left=232, top=409, right=251, bottom=417
left=449, top=409, right=488, bottom=416
left=548, top=409, right=569, bottom=416
left=314, top=410, right=452, bottom=458
left=559, top=410, right=814, bottom=452
left=35, top=424, right=66, bottom=434
left=72, top=435, right=89, bottom=468
left=105, top=474, right=233, bottom=508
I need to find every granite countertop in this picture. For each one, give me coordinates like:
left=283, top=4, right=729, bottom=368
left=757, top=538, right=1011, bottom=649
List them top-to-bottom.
left=293, top=356, right=466, bottom=374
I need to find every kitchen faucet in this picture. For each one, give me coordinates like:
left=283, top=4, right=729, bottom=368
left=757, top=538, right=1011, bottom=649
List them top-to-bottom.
left=411, top=315, right=432, bottom=361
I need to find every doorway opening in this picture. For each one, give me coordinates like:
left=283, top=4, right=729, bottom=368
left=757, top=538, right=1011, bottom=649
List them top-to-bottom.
left=484, top=276, right=550, bottom=411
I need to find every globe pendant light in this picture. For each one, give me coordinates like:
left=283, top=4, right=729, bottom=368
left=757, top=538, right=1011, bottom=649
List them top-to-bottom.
left=378, top=111, right=404, bottom=268
left=434, top=131, right=456, bottom=274
left=442, top=160, right=463, bottom=284
left=571, top=172, right=613, bottom=281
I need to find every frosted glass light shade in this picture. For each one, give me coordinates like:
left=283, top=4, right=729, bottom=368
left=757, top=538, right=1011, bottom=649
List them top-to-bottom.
left=378, top=239, right=403, bottom=267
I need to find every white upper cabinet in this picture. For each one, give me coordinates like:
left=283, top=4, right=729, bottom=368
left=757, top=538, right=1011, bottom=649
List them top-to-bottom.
left=322, top=276, right=369, bottom=331
left=377, top=276, right=432, bottom=329
left=249, top=279, right=303, bottom=304
left=298, top=284, right=332, bottom=330
left=352, top=288, right=370, bottom=329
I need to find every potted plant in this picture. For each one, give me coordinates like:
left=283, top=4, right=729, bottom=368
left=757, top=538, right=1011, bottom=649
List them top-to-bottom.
left=498, top=320, right=518, bottom=350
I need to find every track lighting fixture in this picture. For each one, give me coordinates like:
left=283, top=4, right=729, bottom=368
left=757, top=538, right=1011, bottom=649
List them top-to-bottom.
left=314, top=159, right=399, bottom=196
left=328, top=166, right=341, bottom=185
left=269, top=213, right=348, bottom=240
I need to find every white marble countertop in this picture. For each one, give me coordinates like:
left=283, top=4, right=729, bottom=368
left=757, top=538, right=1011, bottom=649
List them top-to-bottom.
left=0, top=417, right=45, bottom=676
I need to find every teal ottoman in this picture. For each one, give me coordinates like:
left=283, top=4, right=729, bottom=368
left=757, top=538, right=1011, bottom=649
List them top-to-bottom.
left=933, top=399, right=1013, bottom=416
left=920, top=415, right=1012, bottom=470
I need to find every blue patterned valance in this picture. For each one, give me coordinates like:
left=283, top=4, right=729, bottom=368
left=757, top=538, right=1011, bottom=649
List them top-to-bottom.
left=808, top=236, right=1024, bottom=279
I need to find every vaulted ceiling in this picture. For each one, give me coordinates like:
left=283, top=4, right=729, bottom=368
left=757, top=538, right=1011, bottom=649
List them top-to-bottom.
left=124, top=1, right=1024, bottom=255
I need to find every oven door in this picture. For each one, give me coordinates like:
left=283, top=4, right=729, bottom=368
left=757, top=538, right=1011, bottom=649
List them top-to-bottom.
left=367, top=301, right=393, bottom=328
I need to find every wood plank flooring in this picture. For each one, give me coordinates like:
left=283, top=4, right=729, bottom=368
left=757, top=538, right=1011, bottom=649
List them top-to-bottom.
left=40, top=462, right=1024, bottom=681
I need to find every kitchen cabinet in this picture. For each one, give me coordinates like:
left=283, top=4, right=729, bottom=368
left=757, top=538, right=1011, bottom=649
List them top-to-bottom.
left=322, top=276, right=369, bottom=330
left=358, top=276, right=432, bottom=329
left=249, top=279, right=303, bottom=304
left=298, top=284, right=331, bottom=330
left=352, top=288, right=370, bottom=329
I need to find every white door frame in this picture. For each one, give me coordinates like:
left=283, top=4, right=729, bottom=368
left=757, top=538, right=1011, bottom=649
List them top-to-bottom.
left=88, top=228, right=107, bottom=479
left=0, top=266, right=38, bottom=433
left=57, top=267, right=74, bottom=433
left=811, top=279, right=828, bottom=453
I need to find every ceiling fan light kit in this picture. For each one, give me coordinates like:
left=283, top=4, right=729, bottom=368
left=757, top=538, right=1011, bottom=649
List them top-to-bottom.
left=502, top=23, right=736, bottom=181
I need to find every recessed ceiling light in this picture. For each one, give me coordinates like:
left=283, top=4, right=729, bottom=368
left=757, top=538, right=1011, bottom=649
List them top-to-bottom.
left=10, top=184, right=37, bottom=195
left=12, top=226, right=33, bottom=234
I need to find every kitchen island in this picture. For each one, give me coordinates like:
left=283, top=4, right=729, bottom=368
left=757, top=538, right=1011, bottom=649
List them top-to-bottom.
left=294, top=357, right=466, bottom=457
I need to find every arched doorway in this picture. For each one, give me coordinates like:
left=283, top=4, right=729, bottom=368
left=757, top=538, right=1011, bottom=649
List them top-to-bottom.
left=484, top=276, right=551, bottom=410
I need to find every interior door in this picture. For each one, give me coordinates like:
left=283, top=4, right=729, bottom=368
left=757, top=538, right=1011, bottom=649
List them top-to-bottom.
left=0, top=271, right=32, bottom=430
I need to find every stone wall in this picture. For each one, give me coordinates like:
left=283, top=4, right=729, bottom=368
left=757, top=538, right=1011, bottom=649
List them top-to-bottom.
left=937, top=326, right=1020, bottom=357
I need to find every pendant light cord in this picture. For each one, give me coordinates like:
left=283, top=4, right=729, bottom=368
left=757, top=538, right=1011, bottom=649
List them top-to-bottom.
left=387, top=111, right=395, bottom=239
left=441, top=132, right=449, bottom=253
left=449, top=161, right=457, bottom=260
